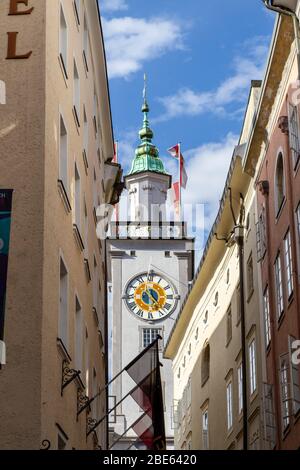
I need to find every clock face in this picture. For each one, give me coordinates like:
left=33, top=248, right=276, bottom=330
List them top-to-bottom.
left=124, top=272, right=177, bottom=322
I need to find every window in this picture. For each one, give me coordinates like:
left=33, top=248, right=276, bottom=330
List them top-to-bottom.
left=74, top=0, right=80, bottom=24
left=59, top=5, right=68, bottom=78
left=83, top=15, right=89, bottom=71
left=73, top=60, right=80, bottom=126
left=93, top=92, right=98, bottom=134
left=288, top=102, right=300, bottom=169
left=82, top=109, right=87, bottom=158
left=59, top=115, right=68, bottom=191
left=275, top=152, right=285, bottom=216
left=74, top=164, right=81, bottom=230
left=93, top=168, right=97, bottom=209
left=84, top=199, right=88, bottom=257
left=256, top=207, right=267, bottom=261
left=284, top=230, right=293, bottom=299
left=247, top=253, right=254, bottom=300
left=275, top=254, right=284, bottom=319
left=93, top=257, right=99, bottom=312
left=59, top=258, right=68, bottom=348
left=236, top=283, right=241, bottom=326
left=263, top=287, right=271, bottom=348
left=213, top=292, right=219, bottom=307
left=75, top=297, right=83, bottom=372
left=226, top=306, right=232, bottom=346
left=203, top=310, right=208, bottom=325
left=195, top=327, right=199, bottom=341
left=142, top=328, right=162, bottom=349
left=288, top=336, right=300, bottom=415
left=249, top=339, right=257, bottom=396
left=188, top=343, right=192, bottom=356
left=201, top=343, right=210, bottom=386
left=280, top=359, right=290, bottom=430
left=238, top=364, right=243, bottom=414
left=226, top=381, right=233, bottom=431
left=202, top=409, right=209, bottom=450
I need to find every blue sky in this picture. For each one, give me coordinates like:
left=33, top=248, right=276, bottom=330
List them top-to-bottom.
left=100, top=0, right=275, bottom=253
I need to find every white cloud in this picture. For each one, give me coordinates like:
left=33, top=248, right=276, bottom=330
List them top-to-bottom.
left=100, top=0, right=128, bottom=12
left=102, top=16, right=183, bottom=79
left=155, top=36, right=269, bottom=122
left=182, top=133, right=238, bottom=229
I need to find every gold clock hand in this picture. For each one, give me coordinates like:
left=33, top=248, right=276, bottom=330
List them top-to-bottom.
left=146, top=287, right=160, bottom=310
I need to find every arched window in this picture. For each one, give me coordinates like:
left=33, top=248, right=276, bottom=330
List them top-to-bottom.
left=275, top=152, right=285, bottom=215
left=213, top=292, right=219, bottom=307
left=201, top=342, right=210, bottom=386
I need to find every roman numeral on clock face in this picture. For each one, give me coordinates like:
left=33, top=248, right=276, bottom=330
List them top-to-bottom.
left=135, top=309, right=144, bottom=318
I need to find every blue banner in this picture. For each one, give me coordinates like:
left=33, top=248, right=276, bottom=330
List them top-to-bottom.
left=0, top=189, right=13, bottom=365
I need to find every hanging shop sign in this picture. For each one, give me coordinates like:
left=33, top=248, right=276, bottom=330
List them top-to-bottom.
left=6, top=1, right=34, bottom=60
left=0, top=190, right=13, bottom=366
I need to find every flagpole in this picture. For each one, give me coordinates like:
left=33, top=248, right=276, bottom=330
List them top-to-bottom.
left=114, top=141, right=119, bottom=238
left=178, top=142, right=182, bottom=222
left=78, top=336, right=161, bottom=417
left=109, top=412, right=148, bottom=450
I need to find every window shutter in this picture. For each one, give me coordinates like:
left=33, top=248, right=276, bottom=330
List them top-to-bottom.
left=262, top=383, right=276, bottom=449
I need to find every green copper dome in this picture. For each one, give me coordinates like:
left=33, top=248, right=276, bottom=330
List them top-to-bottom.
left=127, top=80, right=167, bottom=176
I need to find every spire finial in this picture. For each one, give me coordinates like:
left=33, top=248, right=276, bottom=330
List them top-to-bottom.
left=143, top=73, right=147, bottom=104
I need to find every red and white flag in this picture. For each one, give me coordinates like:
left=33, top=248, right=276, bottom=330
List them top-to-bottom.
left=167, top=144, right=188, bottom=189
left=172, top=182, right=180, bottom=217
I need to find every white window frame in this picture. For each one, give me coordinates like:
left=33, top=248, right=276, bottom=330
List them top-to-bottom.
left=74, top=0, right=80, bottom=25
left=59, top=4, right=68, bottom=78
left=83, top=14, right=89, bottom=72
left=73, top=58, right=80, bottom=126
left=288, top=102, right=300, bottom=170
left=59, top=113, right=68, bottom=192
left=274, top=151, right=286, bottom=217
left=74, top=163, right=81, bottom=230
left=284, top=230, right=294, bottom=300
left=274, top=254, right=284, bottom=319
left=59, top=256, right=69, bottom=349
left=263, top=287, right=271, bottom=348
left=75, top=296, right=83, bottom=372
left=141, top=328, right=162, bottom=350
left=249, top=339, right=257, bottom=396
left=280, top=358, right=290, bottom=431
left=237, top=364, right=243, bottom=415
left=226, top=380, right=233, bottom=431
left=202, top=409, right=209, bottom=450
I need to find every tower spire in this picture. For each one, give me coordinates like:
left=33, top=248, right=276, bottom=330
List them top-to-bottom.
left=127, top=75, right=168, bottom=176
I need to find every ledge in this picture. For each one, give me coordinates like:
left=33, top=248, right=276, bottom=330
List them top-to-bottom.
left=82, top=149, right=88, bottom=175
left=58, top=180, right=72, bottom=214
left=73, top=224, right=85, bottom=252
left=84, top=258, right=91, bottom=282
left=92, top=307, right=99, bottom=326
left=57, top=337, right=72, bottom=363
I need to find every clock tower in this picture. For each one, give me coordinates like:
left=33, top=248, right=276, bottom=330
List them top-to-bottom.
left=108, top=87, right=194, bottom=450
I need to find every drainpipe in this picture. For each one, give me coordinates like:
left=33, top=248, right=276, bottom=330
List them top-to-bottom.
left=263, top=0, right=300, bottom=79
left=234, top=223, right=248, bottom=451
left=104, top=236, right=109, bottom=450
